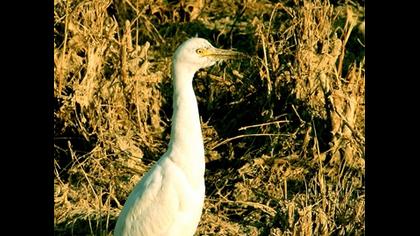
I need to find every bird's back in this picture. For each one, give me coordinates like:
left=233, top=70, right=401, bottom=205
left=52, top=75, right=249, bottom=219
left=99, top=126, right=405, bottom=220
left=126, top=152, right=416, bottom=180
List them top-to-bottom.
left=114, top=153, right=205, bottom=236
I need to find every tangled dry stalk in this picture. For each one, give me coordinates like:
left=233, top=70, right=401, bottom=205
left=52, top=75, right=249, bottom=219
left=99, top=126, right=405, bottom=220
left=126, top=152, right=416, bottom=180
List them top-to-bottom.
left=54, top=0, right=365, bottom=235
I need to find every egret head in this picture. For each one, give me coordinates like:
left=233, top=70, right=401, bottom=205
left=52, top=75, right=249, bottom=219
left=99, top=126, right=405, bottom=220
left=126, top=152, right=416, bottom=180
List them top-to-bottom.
left=172, top=37, right=243, bottom=73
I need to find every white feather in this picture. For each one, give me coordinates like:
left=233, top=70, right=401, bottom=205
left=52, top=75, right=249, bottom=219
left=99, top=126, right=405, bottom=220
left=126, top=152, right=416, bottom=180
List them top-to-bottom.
left=114, top=38, right=240, bottom=236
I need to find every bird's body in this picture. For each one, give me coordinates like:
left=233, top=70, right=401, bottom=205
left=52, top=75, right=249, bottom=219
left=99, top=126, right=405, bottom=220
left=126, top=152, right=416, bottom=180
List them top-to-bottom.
left=114, top=38, right=241, bottom=236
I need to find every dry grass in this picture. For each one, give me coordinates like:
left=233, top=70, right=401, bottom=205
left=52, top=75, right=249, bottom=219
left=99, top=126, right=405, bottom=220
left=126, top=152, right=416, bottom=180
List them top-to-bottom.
left=54, top=0, right=365, bottom=235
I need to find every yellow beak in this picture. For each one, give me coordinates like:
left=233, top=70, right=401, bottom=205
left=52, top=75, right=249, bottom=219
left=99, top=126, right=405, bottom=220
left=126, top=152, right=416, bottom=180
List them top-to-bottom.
left=203, top=47, right=246, bottom=60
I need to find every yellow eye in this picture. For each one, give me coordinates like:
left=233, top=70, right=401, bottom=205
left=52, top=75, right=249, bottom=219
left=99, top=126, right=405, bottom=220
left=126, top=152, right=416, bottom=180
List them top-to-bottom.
left=196, top=48, right=204, bottom=55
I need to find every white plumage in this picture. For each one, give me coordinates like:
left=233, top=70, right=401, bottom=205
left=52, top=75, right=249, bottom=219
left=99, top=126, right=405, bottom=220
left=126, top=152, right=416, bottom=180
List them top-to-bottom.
left=114, top=38, right=242, bottom=236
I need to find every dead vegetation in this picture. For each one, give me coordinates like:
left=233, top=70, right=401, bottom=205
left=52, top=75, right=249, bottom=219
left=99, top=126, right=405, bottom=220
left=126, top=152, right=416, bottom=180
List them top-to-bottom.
left=54, top=0, right=365, bottom=235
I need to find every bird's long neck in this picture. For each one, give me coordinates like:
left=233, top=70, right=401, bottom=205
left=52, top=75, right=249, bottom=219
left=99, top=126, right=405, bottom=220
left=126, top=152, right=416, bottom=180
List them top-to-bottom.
left=167, top=63, right=205, bottom=184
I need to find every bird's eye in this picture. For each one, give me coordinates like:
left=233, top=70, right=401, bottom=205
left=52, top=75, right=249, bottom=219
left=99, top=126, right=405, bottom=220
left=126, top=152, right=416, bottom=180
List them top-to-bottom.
left=196, top=49, right=204, bottom=55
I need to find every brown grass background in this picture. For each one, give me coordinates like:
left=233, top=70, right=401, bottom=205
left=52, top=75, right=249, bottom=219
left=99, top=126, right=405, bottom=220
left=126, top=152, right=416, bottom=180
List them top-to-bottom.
left=54, top=0, right=365, bottom=235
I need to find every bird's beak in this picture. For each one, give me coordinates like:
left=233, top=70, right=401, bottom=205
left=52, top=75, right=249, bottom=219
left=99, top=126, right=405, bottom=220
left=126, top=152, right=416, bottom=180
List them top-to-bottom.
left=204, top=47, right=245, bottom=60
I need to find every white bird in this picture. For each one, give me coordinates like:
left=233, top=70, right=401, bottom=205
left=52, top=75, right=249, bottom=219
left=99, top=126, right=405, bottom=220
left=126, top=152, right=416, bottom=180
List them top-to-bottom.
left=114, top=37, right=242, bottom=236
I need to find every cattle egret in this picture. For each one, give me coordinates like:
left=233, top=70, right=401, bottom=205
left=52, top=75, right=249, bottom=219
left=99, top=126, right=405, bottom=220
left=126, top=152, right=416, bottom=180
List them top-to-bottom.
left=114, top=37, right=242, bottom=236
